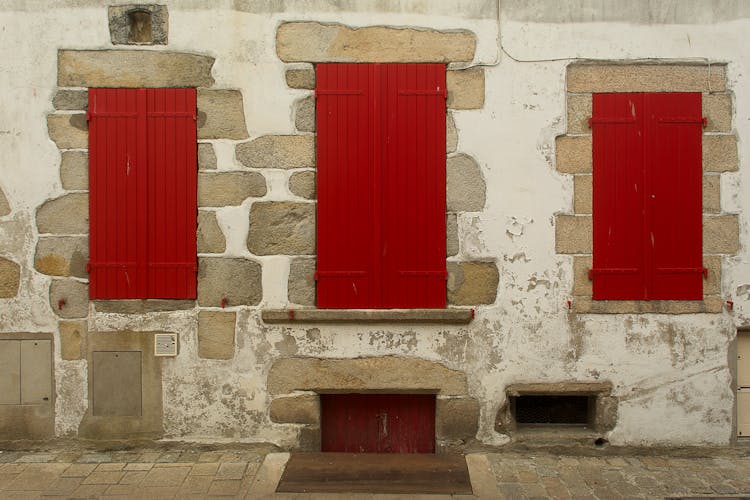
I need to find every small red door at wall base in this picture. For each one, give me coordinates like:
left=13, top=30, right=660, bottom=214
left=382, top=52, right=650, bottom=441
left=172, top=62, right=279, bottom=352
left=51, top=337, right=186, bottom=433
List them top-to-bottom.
left=321, top=394, right=436, bottom=453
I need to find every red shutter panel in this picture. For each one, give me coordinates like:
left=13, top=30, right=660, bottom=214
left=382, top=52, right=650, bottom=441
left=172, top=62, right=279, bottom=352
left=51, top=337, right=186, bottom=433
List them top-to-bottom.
left=316, top=64, right=378, bottom=308
left=381, top=64, right=446, bottom=308
left=146, top=88, right=197, bottom=299
left=88, top=89, right=146, bottom=299
left=591, top=93, right=647, bottom=299
left=647, top=93, right=703, bottom=299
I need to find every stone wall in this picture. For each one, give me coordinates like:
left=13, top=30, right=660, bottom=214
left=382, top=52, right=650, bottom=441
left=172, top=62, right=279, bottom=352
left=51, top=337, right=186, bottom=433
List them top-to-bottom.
left=555, top=63, right=738, bottom=314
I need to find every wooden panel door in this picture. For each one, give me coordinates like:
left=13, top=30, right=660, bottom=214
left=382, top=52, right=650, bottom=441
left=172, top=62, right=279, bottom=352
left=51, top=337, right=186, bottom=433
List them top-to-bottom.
left=321, top=394, right=435, bottom=453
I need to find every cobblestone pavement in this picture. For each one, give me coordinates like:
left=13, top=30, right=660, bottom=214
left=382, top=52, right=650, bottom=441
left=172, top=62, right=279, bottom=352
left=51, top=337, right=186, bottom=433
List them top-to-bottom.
left=1, top=444, right=750, bottom=498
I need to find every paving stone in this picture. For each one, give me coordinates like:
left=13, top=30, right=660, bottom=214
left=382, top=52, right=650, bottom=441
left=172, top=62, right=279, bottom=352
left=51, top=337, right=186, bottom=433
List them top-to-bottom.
left=77, top=454, right=112, bottom=463
left=215, top=462, right=247, bottom=480
left=124, top=463, right=154, bottom=471
left=189, top=463, right=219, bottom=476
left=141, top=466, right=189, bottom=487
left=119, top=470, right=148, bottom=485
left=81, top=471, right=124, bottom=484
left=179, top=474, right=213, bottom=494
left=42, top=476, right=82, bottom=495
left=207, top=479, right=242, bottom=496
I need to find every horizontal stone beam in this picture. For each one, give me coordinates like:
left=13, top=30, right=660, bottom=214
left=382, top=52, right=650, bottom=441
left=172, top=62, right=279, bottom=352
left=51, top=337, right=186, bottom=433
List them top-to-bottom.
left=262, top=308, right=473, bottom=324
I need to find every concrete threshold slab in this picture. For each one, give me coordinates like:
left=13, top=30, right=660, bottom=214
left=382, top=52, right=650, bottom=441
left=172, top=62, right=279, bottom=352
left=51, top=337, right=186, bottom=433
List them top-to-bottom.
left=245, top=452, right=500, bottom=498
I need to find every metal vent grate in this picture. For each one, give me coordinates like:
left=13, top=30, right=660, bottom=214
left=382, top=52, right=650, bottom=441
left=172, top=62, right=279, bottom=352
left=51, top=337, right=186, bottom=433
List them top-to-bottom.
left=154, top=333, right=178, bottom=357
left=514, top=395, right=590, bottom=425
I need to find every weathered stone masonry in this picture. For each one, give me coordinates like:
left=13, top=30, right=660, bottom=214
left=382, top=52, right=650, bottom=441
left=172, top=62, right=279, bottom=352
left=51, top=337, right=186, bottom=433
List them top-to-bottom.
left=555, top=63, right=739, bottom=314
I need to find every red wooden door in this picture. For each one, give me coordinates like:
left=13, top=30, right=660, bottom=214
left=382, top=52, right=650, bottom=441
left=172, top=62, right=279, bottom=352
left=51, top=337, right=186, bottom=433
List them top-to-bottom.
left=321, top=394, right=436, bottom=453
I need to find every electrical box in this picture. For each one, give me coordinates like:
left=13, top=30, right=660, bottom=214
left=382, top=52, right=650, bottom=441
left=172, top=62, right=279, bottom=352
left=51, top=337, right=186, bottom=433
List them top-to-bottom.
left=154, top=333, right=178, bottom=357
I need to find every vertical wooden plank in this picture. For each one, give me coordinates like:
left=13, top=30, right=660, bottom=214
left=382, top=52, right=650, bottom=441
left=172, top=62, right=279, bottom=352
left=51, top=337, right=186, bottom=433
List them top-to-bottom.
left=648, top=92, right=703, bottom=299
left=592, top=93, right=646, bottom=299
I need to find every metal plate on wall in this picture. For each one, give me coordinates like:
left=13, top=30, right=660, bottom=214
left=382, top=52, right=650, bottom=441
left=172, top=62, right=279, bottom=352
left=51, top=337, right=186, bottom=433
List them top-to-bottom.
left=0, top=341, right=20, bottom=405
left=92, top=351, right=142, bottom=416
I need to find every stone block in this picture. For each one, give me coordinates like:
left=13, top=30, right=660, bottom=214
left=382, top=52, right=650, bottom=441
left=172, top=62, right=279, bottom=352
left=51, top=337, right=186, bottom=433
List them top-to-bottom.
left=108, top=5, right=168, bottom=45
left=276, top=22, right=476, bottom=63
left=58, top=50, right=215, bottom=88
left=567, top=64, right=726, bottom=93
left=286, top=68, right=315, bottom=89
left=447, top=68, right=484, bottom=110
left=53, top=89, right=88, bottom=111
left=197, top=89, right=248, bottom=140
left=567, top=93, right=592, bottom=134
left=703, top=93, right=732, bottom=133
left=294, top=95, right=315, bottom=132
left=446, top=112, right=457, bottom=153
left=47, top=114, right=87, bottom=150
left=236, top=135, right=315, bottom=169
left=556, top=135, right=592, bottom=173
left=703, top=135, right=738, bottom=172
left=198, top=143, right=217, bottom=170
left=60, top=151, right=88, bottom=190
left=447, top=154, right=485, bottom=212
left=289, top=171, right=316, bottom=199
left=198, top=172, right=266, bottom=207
left=703, top=174, right=721, bottom=214
left=574, top=175, right=592, bottom=214
left=0, top=189, right=10, bottom=216
left=36, top=193, right=89, bottom=235
left=248, top=202, right=315, bottom=255
left=197, top=211, right=225, bottom=253
left=447, top=213, right=458, bottom=257
left=555, top=215, right=592, bottom=254
left=703, top=215, right=739, bottom=254
left=34, top=236, right=88, bottom=278
left=571, top=255, right=593, bottom=297
left=704, top=255, right=722, bottom=296
left=197, top=257, right=262, bottom=307
left=288, top=257, right=315, bottom=306
left=0, top=258, right=20, bottom=298
left=447, top=261, right=499, bottom=305
left=49, top=279, right=88, bottom=318
left=575, top=297, right=723, bottom=314
left=93, top=300, right=194, bottom=313
left=197, top=311, right=236, bottom=360
left=59, top=320, right=85, bottom=360
left=268, top=357, right=469, bottom=396
left=270, top=395, right=320, bottom=424
left=594, top=396, right=618, bottom=432
left=436, top=398, right=479, bottom=440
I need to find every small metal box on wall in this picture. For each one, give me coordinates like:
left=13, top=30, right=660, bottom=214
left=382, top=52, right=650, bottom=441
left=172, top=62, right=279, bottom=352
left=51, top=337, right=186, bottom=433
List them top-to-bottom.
left=738, top=331, right=750, bottom=436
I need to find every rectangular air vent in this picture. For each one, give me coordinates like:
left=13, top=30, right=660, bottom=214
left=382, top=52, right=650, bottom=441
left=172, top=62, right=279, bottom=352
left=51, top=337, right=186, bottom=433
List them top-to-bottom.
left=154, top=333, right=178, bottom=357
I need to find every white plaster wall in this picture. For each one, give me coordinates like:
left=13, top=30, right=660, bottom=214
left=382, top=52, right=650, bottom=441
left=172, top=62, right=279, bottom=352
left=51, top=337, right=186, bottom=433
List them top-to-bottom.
left=0, top=0, right=747, bottom=446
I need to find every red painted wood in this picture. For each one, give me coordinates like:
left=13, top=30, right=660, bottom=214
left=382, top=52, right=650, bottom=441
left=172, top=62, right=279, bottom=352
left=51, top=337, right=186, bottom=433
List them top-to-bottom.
left=316, top=63, right=446, bottom=308
left=316, top=64, right=377, bottom=308
left=381, top=64, right=446, bottom=308
left=88, top=88, right=196, bottom=299
left=88, top=88, right=143, bottom=299
left=146, top=88, right=197, bottom=298
left=592, top=92, right=702, bottom=300
left=648, top=93, right=703, bottom=299
left=321, top=394, right=436, bottom=453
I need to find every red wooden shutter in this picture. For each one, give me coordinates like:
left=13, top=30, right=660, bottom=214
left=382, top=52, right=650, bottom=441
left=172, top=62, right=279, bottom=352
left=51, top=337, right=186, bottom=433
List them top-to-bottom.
left=316, top=64, right=378, bottom=308
left=381, top=64, right=446, bottom=308
left=88, top=88, right=145, bottom=299
left=89, top=88, right=196, bottom=299
left=146, top=88, right=197, bottom=299
left=591, top=93, right=646, bottom=299
left=647, top=93, right=703, bottom=299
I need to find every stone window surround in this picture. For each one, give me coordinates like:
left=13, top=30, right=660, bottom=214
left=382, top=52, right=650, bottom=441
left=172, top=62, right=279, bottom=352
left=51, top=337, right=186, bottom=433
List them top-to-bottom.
left=271, top=21, right=497, bottom=322
left=555, top=62, right=739, bottom=315
left=267, top=357, right=480, bottom=452
left=495, top=382, right=617, bottom=435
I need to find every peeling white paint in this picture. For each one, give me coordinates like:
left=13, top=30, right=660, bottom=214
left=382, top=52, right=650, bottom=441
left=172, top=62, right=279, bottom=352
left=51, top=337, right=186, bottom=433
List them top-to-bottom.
left=0, top=0, right=747, bottom=448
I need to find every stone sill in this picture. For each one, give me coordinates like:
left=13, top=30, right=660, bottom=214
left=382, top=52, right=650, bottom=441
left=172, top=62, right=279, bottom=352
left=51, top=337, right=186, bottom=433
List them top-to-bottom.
left=573, top=297, right=723, bottom=314
left=93, top=300, right=195, bottom=314
left=261, top=308, right=473, bottom=324
left=506, top=382, right=612, bottom=397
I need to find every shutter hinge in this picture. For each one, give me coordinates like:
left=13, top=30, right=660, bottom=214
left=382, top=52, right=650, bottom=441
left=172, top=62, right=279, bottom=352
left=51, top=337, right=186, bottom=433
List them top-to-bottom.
left=444, top=89, right=448, bottom=100
left=85, top=112, right=91, bottom=122
left=587, top=117, right=592, bottom=129
left=702, top=117, right=708, bottom=128
left=86, top=262, right=91, bottom=273
left=703, top=267, right=709, bottom=279
left=314, top=271, right=319, bottom=281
